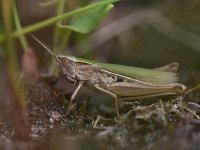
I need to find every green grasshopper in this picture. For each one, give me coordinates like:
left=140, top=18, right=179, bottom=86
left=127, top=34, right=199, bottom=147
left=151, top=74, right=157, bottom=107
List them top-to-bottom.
left=32, top=35, right=186, bottom=117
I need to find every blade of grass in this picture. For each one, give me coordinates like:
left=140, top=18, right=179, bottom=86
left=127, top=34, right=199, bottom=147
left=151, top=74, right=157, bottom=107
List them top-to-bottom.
left=0, top=0, right=118, bottom=43
left=1, top=0, right=26, bottom=139
left=2, top=0, right=17, bottom=70
left=2, top=0, right=26, bottom=109
left=12, top=0, right=29, bottom=50
left=39, top=0, right=58, bottom=7
left=48, top=0, right=68, bottom=75
left=53, top=0, right=70, bottom=53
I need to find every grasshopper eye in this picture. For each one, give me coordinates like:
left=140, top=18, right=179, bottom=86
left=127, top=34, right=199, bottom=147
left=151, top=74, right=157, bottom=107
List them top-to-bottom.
left=61, top=57, right=69, bottom=67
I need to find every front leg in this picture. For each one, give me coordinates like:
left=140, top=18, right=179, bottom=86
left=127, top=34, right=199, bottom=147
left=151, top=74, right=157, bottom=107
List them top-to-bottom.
left=67, top=81, right=84, bottom=113
left=94, top=85, right=120, bottom=117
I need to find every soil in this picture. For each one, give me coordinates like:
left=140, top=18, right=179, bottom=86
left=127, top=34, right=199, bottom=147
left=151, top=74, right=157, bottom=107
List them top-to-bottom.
left=0, top=75, right=200, bottom=150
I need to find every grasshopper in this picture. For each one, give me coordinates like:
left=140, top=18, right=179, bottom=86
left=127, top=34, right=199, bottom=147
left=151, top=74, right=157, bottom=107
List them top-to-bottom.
left=32, top=35, right=186, bottom=117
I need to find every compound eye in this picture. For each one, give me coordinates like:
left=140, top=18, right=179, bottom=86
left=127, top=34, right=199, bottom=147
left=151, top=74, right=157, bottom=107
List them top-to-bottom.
left=61, top=57, right=69, bottom=67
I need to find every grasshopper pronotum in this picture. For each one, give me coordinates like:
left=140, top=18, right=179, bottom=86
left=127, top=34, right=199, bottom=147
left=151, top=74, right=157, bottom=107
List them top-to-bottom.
left=32, top=35, right=186, bottom=117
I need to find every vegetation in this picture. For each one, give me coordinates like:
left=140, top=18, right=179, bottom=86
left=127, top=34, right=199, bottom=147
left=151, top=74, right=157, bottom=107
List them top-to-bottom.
left=0, top=0, right=200, bottom=150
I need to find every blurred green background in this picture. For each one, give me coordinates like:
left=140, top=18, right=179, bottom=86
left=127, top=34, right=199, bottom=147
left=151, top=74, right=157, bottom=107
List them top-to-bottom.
left=16, top=0, right=200, bottom=76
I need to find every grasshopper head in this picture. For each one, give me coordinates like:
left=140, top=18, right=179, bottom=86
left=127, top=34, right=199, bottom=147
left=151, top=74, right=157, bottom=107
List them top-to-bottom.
left=30, top=35, right=77, bottom=82
left=57, top=55, right=77, bottom=82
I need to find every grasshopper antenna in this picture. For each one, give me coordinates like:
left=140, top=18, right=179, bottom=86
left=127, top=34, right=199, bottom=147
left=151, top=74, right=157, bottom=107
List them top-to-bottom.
left=31, top=34, right=60, bottom=62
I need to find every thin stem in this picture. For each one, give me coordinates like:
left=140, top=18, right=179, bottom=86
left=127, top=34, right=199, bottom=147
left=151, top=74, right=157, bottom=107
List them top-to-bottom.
left=0, top=0, right=118, bottom=42
left=1, top=0, right=26, bottom=139
left=2, top=0, right=18, bottom=70
left=2, top=0, right=26, bottom=107
left=12, top=0, right=29, bottom=50
left=39, top=0, right=58, bottom=7
left=49, top=0, right=67, bottom=75
left=53, top=0, right=67, bottom=51
left=60, top=30, right=71, bottom=51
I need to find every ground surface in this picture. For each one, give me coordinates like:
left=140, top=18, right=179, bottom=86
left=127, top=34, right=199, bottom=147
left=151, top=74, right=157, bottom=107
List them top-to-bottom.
left=0, top=75, right=200, bottom=150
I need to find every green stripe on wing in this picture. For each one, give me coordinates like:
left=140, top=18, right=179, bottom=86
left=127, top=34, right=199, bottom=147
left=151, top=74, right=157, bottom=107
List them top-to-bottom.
left=97, top=63, right=178, bottom=84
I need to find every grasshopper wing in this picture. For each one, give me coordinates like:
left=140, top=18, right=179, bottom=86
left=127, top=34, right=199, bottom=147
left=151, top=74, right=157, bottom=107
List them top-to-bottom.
left=98, top=63, right=178, bottom=84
